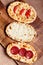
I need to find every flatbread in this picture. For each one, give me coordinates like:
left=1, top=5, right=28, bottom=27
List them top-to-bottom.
left=7, top=1, right=37, bottom=23
left=6, top=22, right=37, bottom=42
left=6, top=42, right=37, bottom=64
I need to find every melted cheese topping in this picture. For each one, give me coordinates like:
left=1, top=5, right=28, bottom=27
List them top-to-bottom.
left=6, top=22, right=37, bottom=42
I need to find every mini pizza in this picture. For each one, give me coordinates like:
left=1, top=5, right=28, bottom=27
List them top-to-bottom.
left=7, top=1, right=37, bottom=23
left=6, top=22, right=37, bottom=42
left=6, top=42, right=37, bottom=64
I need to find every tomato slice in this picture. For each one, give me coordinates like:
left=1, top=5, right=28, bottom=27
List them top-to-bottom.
left=13, top=5, right=18, bottom=13
left=20, top=9, right=25, bottom=15
left=25, top=9, right=31, bottom=18
left=10, top=45, right=33, bottom=59
left=10, top=46, right=19, bottom=55
left=19, top=48, right=26, bottom=56
left=25, top=50, right=33, bottom=59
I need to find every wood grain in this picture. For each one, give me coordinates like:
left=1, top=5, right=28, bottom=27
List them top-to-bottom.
left=0, top=1, right=43, bottom=65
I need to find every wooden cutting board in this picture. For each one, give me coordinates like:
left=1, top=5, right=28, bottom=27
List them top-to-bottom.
left=0, top=1, right=43, bottom=65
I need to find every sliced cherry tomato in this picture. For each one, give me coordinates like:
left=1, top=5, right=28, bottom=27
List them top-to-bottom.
left=13, top=5, right=18, bottom=13
left=20, top=9, right=25, bottom=15
left=25, top=9, right=31, bottom=18
left=10, top=46, right=19, bottom=55
left=19, top=48, right=26, bottom=56
left=25, top=50, right=33, bottom=59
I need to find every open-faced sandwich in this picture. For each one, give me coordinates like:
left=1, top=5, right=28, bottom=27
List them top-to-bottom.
left=7, top=1, right=37, bottom=23
left=6, top=22, right=37, bottom=42
left=6, top=42, right=37, bottom=64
